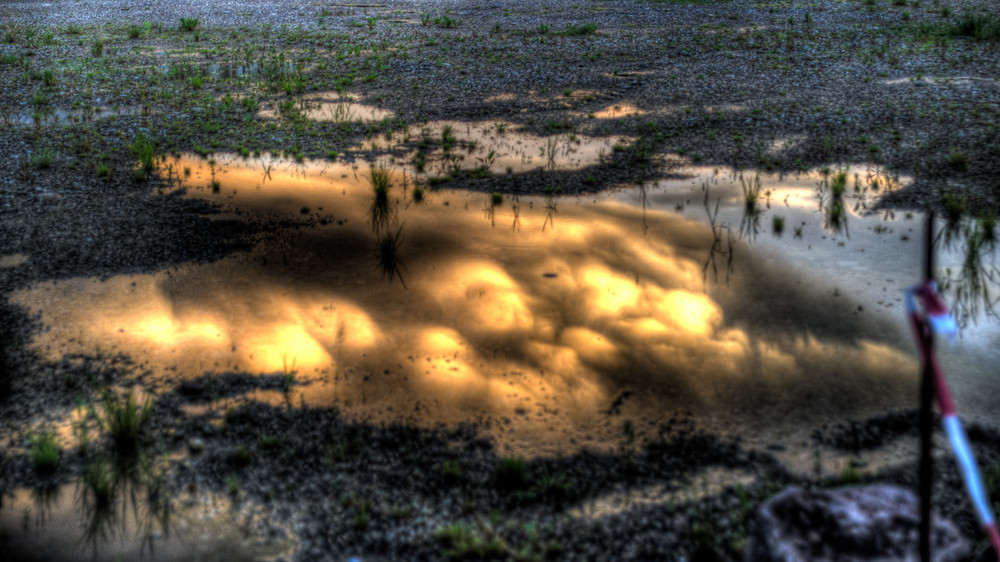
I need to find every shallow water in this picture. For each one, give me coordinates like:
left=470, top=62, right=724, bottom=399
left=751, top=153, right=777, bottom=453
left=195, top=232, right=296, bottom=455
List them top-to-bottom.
left=257, top=92, right=395, bottom=123
left=589, top=103, right=646, bottom=119
left=13, top=105, right=142, bottom=126
left=377, top=120, right=629, bottom=175
left=12, top=156, right=999, bottom=460
left=0, top=479, right=292, bottom=562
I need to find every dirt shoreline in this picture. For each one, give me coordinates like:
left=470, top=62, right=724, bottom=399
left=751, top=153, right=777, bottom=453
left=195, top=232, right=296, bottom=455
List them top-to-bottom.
left=3, top=1, right=1000, bottom=560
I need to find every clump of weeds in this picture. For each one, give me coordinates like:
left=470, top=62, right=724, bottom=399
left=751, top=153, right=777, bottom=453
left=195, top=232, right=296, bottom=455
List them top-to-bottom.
left=130, top=132, right=156, bottom=180
left=375, top=227, right=406, bottom=288
left=100, top=387, right=152, bottom=452
left=29, top=429, right=60, bottom=474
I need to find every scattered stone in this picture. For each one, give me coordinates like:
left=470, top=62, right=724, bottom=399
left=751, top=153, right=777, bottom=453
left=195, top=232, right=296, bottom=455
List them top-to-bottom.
left=747, top=485, right=968, bottom=562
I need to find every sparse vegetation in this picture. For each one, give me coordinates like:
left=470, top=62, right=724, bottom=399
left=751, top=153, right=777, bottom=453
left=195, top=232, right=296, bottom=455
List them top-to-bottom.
left=422, top=12, right=461, bottom=28
left=179, top=18, right=200, bottom=32
left=563, top=22, right=597, bottom=36
left=130, top=132, right=157, bottom=180
left=948, top=148, right=970, bottom=171
left=741, top=173, right=762, bottom=211
left=773, top=215, right=785, bottom=235
left=375, top=227, right=406, bottom=287
left=100, top=388, right=152, bottom=450
left=29, top=430, right=60, bottom=473
left=495, top=456, right=529, bottom=491
left=83, top=460, right=115, bottom=505
left=435, top=523, right=507, bottom=560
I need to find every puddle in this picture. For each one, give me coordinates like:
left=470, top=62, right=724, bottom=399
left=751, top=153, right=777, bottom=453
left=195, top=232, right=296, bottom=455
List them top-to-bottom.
left=158, top=61, right=299, bottom=81
left=881, top=76, right=995, bottom=87
left=257, top=92, right=394, bottom=123
left=484, top=93, right=518, bottom=103
left=257, top=97, right=628, bottom=174
left=589, top=103, right=646, bottom=119
left=12, top=106, right=142, bottom=127
left=375, top=120, right=628, bottom=175
left=12, top=156, right=1000, bottom=460
left=639, top=167, right=1000, bottom=429
left=0, top=254, right=27, bottom=269
left=0, top=480, right=293, bottom=562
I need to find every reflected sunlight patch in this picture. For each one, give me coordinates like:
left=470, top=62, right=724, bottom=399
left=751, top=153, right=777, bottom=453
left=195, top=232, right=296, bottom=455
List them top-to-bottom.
left=429, top=262, right=535, bottom=335
left=578, top=264, right=642, bottom=319
left=646, top=288, right=722, bottom=336
left=131, top=312, right=223, bottom=345
left=243, top=324, right=332, bottom=373
left=560, top=327, right=621, bottom=369
left=415, top=328, right=489, bottom=402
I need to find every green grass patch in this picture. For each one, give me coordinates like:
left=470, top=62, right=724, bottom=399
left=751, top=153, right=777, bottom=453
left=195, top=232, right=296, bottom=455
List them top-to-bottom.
left=911, top=13, right=1000, bottom=41
left=179, top=18, right=200, bottom=32
left=562, top=23, right=597, bottom=36
left=130, top=131, right=157, bottom=177
left=100, top=388, right=152, bottom=451
left=29, top=430, right=60, bottom=474
left=495, top=456, right=529, bottom=491
left=83, top=461, right=115, bottom=505
left=435, top=523, right=507, bottom=560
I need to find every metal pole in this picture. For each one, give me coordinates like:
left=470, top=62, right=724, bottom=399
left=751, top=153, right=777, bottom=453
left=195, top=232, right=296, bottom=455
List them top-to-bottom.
left=919, top=210, right=936, bottom=562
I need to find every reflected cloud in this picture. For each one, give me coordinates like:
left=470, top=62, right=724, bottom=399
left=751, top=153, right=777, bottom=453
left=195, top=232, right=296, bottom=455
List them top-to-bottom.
left=590, top=103, right=646, bottom=120
left=10, top=154, right=936, bottom=453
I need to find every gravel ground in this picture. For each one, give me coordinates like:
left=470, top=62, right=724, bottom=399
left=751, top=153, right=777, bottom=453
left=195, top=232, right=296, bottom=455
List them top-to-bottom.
left=2, top=0, right=1000, bottom=560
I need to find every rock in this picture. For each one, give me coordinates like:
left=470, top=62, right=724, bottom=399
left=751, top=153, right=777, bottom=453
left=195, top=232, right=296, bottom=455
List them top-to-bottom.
left=188, top=437, right=205, bottom=453
left=746, top=485, right=968, bottom=562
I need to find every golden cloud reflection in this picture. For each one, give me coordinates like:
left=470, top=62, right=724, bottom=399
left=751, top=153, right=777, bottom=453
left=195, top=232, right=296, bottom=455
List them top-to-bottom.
left=590, top=103, right=647, bottom=120
left=11, top=155, right=925, bottom=454
left=428, top=261, right=536, bottom=336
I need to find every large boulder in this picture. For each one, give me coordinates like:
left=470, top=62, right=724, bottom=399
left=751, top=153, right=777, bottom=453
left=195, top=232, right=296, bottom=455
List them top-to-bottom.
left=746, top=484, right=968, bottom=562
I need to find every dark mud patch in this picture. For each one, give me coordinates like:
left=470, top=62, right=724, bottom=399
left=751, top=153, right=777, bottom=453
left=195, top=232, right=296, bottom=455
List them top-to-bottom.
left=0, top=187, right=256, bottom=291
left=812, top=410, right=920, bottom=453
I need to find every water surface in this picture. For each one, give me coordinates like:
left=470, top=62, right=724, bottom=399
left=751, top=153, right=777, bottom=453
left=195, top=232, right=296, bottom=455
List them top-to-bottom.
left=15, top=156, right=996, bottom=458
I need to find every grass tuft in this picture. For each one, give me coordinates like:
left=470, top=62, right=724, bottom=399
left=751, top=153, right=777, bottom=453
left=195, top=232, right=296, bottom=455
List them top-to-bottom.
left=952, top=13, right=1000, bottom=40
left=179, top=18, right=200, bottom=32
left=563, top=23, right=597, bottom=36
left=130, top=131, right=157, bottom=176
left=947, top=148, right=970, bottom=171
left=368, top=162, right=394, bottom=233
left=830, top=171, right=848, bottom=197
left=740, top=173, right=762, bottom=211
left=772, top=215, right=785, bottom=235
left=375, top=227, right=406, bottom=288
left=100, top=387, right=152, bottom=451
left=29, top=430, right=60, bottom=474
left=495, top=456, right=529, bottom=491
left=83, top=461, right=115, bottom=505
left=435, top=523, right=507, bottom=560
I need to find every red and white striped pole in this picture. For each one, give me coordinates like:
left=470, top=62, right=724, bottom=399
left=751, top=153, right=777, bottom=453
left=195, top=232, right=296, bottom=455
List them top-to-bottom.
left=907, top=278, right=1000, bottom=559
